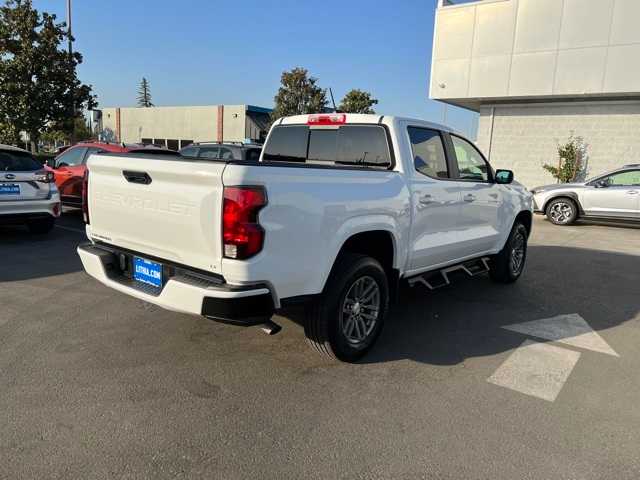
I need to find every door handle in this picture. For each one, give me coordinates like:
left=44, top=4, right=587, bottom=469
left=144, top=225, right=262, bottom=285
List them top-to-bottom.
left=626, top=190, right=639, bottom=195
left=419, top=194, right=436, bottom=206
left=463, top=194, right=476, bottom=202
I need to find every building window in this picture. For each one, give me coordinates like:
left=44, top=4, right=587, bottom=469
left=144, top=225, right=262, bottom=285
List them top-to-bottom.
left=141, top=138, right=152, bottom=145
left=153, top=138, right=166, bottom=147
left=167, top=139, right=179, bottom=151
left=180, top=139, right=193, bottom=149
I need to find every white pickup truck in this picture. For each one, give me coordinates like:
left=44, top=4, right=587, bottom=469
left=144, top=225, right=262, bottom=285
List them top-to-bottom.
left=78, top=113, right=532, bottom=362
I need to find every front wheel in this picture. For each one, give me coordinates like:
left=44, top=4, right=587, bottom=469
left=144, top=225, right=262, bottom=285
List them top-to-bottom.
left=546, top=197, right=578, bottom=225
left=489, top=221, right=528, bottom=284
left=305, top=254, right=389, bottom=362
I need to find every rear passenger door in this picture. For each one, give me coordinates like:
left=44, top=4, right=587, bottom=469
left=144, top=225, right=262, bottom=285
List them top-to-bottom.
left=405, top=126, right=464, bottom=272
left=446, top=134, right=502, bottom=256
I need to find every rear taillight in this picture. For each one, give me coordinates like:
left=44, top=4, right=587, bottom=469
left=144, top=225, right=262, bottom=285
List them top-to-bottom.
left=82, top=169, right=89, bottom=224
left=35, top=170, right=55, bottom=183
left=222, top=186, right=267, bottom=259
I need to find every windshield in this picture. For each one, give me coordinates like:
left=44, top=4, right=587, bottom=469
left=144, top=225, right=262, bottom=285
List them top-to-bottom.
left=0, top=149, right=41, bottom=171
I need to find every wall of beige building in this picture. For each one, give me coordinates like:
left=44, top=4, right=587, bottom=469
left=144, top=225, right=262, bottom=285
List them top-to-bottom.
left=431, top=0, right=640, bottom=108
left=476, top=101, right=640, bottom=188
left=101, top=105, right=248, bottom=144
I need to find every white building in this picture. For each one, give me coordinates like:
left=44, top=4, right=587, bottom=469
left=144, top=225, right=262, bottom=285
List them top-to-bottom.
left=430, top=0, right=640, bottom=187
left=100, top=104, right=271, bottom=150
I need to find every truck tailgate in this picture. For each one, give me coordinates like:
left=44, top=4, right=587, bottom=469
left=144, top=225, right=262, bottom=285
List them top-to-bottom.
left=86, top=154, right=226, bottom=274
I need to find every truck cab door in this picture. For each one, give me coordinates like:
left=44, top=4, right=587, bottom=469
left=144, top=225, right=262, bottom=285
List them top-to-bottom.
left=405, top=126, right=463, bottom=272
left=445, top=133, right=502, bottom=257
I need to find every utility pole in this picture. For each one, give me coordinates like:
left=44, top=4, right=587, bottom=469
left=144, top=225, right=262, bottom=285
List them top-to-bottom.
left=67, top=0, right=75, bottom=144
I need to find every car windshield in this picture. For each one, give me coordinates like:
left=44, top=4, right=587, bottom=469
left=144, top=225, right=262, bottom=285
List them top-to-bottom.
left=0, top=149, right=41, bottom=171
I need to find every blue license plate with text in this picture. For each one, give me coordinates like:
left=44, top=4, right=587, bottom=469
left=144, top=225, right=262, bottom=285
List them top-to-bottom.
left=0, top=184, right=20, bottom=195
left=133, top=257, right=163, bottom=288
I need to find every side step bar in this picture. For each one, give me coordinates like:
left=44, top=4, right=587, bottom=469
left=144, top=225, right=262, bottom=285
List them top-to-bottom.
left=407, top=257, right=491, bottom=290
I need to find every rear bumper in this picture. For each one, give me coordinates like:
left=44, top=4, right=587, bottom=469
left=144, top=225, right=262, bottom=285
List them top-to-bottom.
left=0, top=196, right=61, bottom=223
left=77, top=243, right=275, bottom=324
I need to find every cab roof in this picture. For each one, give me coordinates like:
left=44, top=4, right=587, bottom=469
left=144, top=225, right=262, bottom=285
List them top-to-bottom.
left=277, top=113, right=458, bottom=135
left=0, top=143, right=30, bottom=153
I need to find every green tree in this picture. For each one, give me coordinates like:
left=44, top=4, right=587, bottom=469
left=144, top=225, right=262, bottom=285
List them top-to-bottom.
left=0, top=0, right=96, bottom=152
left=271, top=67, right=327, bottom=121
left=137, top=77, right=153, bottom=107
left=339, top=89, right=378, bottom=114
left=0, top=121, right=19, bottom=145
left=543, top=133, right=587, bottom=183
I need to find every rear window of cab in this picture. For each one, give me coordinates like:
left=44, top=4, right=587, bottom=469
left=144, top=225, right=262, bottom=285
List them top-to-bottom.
left=263, top=125, right=392, bottom=168
left=0, top=150, right=41, bottom=171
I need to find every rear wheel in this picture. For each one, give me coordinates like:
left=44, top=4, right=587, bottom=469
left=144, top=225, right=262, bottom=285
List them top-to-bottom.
left=546, top=197, right=578, bottom=225
left=27, top=217, right=55, bottom=234
left=489, top=221, right=528, bottom=284
left=305, top=254, right=389, bottom=362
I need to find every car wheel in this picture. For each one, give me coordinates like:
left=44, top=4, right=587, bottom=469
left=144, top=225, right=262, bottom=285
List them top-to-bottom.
left=546, top=197, right=578, bottom=225
left=27, top=217, right=55, bottom=234
left=489, top=221, right=528, bottom=284
left=305, top=253, right=389, bottom=362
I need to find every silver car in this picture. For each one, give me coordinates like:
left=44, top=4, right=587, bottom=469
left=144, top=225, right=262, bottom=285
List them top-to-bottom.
left=0, top=144, right=61, bottom=234
left=531, top=164, right=640, bottom=225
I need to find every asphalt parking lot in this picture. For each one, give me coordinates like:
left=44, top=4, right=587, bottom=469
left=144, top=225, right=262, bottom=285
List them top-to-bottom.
left=1, top=213, right=639, bottom=479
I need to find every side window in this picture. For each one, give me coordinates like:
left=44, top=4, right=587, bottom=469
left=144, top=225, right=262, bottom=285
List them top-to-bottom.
left=408, top=127, right=448, bottom=179
left=451, top=135, right=490, bottom=182
left=180, top=146, right=198, bottom=157
left=55, top=147, right=87, bottom=168
left=83, top=147, right=104, bottom=164
left=198, top=147, right=220, bottom=159
left=218, top=147, right=234, bottom=160
left=245, top=149, right=261, bottom=161
left=604, top=170, right=640, bottom=186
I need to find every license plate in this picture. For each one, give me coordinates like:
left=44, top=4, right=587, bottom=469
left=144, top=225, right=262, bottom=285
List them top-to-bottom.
left=0, top=183, right=20, bottom=195
left=133, top=257, right=163, bottom=288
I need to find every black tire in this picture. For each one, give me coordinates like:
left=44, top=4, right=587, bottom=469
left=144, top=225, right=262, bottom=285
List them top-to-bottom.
left=546, top=197, right=578, bottom=225
left=27, top=217, right=55, bottom=234
left=489, top=221, right=528, bottom=284
left=305, top=254, right=389, bottom=362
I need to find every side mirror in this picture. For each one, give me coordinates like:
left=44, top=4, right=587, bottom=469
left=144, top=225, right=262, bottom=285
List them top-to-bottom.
left=495, top=169, right=514, bottom=185
left=595, top=180, right=609, bottom=188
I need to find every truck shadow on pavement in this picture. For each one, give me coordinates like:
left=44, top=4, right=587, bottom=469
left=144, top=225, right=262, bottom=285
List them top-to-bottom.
left=282, top=245, right=638, bottom=365
left=363, top=245, right=638, bottom=365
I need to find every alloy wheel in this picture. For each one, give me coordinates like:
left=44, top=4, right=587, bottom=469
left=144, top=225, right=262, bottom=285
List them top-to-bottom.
left=339, top=276, right=380, bottom=346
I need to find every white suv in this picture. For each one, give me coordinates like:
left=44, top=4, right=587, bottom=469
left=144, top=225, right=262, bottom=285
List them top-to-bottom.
left=0, top=144, right=61, bottom=234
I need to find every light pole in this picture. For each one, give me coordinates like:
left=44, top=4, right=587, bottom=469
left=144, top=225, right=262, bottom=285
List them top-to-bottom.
left=66, top=0, right=74, bottom=144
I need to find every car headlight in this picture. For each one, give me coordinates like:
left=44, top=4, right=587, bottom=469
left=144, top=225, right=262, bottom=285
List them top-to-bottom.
left=530, top=187, right=546, bottom=195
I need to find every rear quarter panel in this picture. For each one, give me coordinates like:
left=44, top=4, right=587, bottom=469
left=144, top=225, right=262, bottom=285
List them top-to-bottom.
left=221, top=164, right=411, bottom=300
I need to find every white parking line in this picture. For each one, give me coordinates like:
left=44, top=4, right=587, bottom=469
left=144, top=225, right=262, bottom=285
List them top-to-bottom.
left=55, top=224, right=85, bottom=234
left=502, top=314, right=619, bottom=357
left=488, top=339, right=581, bottom=402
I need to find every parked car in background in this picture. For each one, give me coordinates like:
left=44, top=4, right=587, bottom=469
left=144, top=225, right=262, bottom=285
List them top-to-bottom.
left=78, top=113, right=532, bottom=362
left=46, top=141, right=176, bottom=207
left=179, top=142, right=262, bottom=161
left=0, top=144, right=61, bottom=234
left=532, top=165, right=640, bottom=225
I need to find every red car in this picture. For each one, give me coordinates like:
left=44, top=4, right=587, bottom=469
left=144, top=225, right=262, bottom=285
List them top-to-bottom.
left=46, top=142, right=175, bottom=207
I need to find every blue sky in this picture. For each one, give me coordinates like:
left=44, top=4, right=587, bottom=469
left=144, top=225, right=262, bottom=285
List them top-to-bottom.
left=35, top=0, right=477, bottom=137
